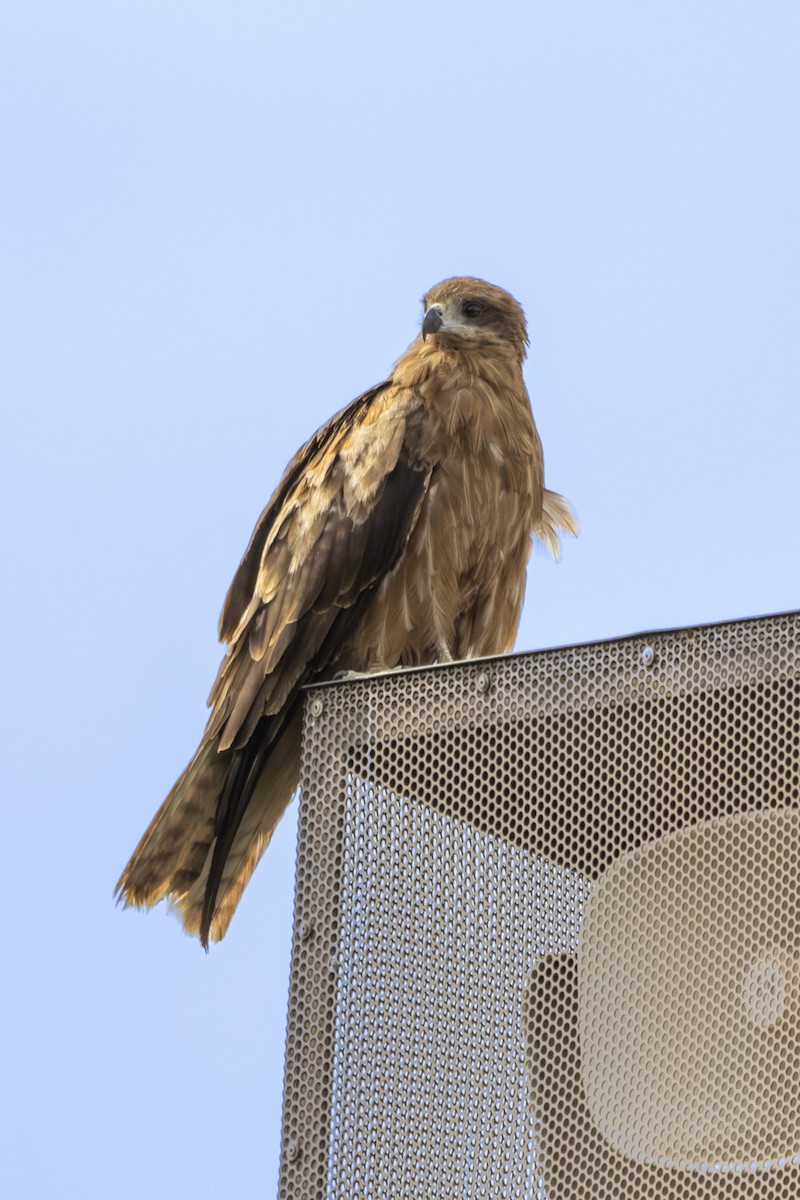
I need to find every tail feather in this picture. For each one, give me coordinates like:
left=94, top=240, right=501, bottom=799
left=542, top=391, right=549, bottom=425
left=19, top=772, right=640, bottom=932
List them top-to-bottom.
left=536, top=488, right=579, bottom=560
left=186, top=710, right=301, bottom=943
left=115, top=712, right=301, bottom=944
left=115, top=739, right=227, bottom=910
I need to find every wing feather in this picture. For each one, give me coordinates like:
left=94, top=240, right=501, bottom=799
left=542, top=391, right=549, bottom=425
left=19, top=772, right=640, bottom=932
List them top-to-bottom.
left=218, top=382, right=393, bottom=643
left=208, top=383, right=431, bottom=754
left=188, top=384, right=433, bottom=938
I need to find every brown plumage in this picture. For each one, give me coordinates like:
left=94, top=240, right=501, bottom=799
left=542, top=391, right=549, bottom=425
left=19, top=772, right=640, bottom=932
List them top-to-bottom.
left=116, top=277, right=577, bottom=946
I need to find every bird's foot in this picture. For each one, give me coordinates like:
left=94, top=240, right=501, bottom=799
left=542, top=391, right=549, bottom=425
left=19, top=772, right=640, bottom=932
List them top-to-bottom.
left=333, top=665, right=403, bottom=681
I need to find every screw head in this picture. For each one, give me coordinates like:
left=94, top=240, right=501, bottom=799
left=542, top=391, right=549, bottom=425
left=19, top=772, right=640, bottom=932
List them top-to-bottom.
left=641, top=646, right=655, bottom=667
left=476, top=672, right=491, bottom=694
left=309, top=697, right=324, bottom=718
left=299, top=919, right=313, bottom=942
left=286, top=1139, right=300, bottom=1163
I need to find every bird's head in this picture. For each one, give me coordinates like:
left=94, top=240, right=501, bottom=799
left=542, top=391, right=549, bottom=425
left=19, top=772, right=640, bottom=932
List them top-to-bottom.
left=421, top=277, right=529, bottom=362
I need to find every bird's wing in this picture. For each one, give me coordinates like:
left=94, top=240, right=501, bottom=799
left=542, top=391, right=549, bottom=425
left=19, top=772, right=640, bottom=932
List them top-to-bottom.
left=206, top=379, right=433, bottom=753
left=117, top=380, right=434, bottom=944
left=188, top=380, right=433, bottom=939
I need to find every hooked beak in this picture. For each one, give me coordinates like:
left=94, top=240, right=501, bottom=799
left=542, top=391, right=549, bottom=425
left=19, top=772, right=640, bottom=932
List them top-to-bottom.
left=422, top=304, right=444, bottom=340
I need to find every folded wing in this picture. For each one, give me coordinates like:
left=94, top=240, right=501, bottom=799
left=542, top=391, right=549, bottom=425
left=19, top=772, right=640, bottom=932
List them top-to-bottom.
left=117, top=381, right=433, bottom=943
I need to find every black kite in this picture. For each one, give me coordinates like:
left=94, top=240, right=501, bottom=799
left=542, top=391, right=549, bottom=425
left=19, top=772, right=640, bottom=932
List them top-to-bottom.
left=116, top=277, right=577, bottom=945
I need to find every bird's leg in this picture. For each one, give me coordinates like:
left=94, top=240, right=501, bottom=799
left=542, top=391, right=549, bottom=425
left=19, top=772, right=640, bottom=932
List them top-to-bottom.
left=436, top=640, right=454, bottom=663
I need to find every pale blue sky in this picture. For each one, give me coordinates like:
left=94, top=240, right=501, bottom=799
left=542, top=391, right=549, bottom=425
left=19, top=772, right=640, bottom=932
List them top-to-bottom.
left=3, top=2, right=799, bottom=1196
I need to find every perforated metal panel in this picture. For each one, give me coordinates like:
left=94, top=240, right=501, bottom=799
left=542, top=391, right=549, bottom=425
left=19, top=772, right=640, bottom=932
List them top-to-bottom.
left=279, top=612, right=800, bottom=1199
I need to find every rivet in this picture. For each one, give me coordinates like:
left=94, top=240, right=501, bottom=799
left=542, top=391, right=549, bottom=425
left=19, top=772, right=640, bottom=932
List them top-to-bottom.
left=641, top=646, right=655, bottom=667
left=476, top=672, right=491, bottom=694
left=309, top=697, right=324, bottom=718
left=299, top=919, right=313, bottom=942
left=286, top=1140, right=300, bottom=1163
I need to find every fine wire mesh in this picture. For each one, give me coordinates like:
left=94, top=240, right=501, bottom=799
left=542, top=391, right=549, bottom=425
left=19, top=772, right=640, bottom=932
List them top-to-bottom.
left=279, top=612, right=800, bottom=1200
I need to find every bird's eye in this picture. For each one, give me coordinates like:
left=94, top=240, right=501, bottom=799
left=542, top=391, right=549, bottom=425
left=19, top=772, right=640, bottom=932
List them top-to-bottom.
left=462, top=300, right=484, bottom=319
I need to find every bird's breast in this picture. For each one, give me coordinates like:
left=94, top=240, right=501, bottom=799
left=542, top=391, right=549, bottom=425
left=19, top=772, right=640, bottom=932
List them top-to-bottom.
left=352, top=371, right=544, bottom=669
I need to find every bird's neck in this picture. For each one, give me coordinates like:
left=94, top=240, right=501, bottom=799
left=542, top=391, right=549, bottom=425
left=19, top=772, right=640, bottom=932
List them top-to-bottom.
left=392, top=337, right=524, bottom=392
left=392, top=338, right=536, bottom=456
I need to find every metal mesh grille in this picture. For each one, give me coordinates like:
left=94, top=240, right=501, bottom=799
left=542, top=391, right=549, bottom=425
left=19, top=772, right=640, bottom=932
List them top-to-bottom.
left=279, top=612, right=800, bottom=1199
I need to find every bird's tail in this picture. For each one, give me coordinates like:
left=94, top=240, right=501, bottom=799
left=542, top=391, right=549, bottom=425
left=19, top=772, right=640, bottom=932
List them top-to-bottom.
left=537, top=488, right=579, bottom=559
left=115, top=711, right=301, bottom=945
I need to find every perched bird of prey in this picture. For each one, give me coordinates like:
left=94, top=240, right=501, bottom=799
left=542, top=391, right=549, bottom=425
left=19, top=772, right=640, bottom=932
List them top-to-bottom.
left=116, top=277, right=577, bottom=946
